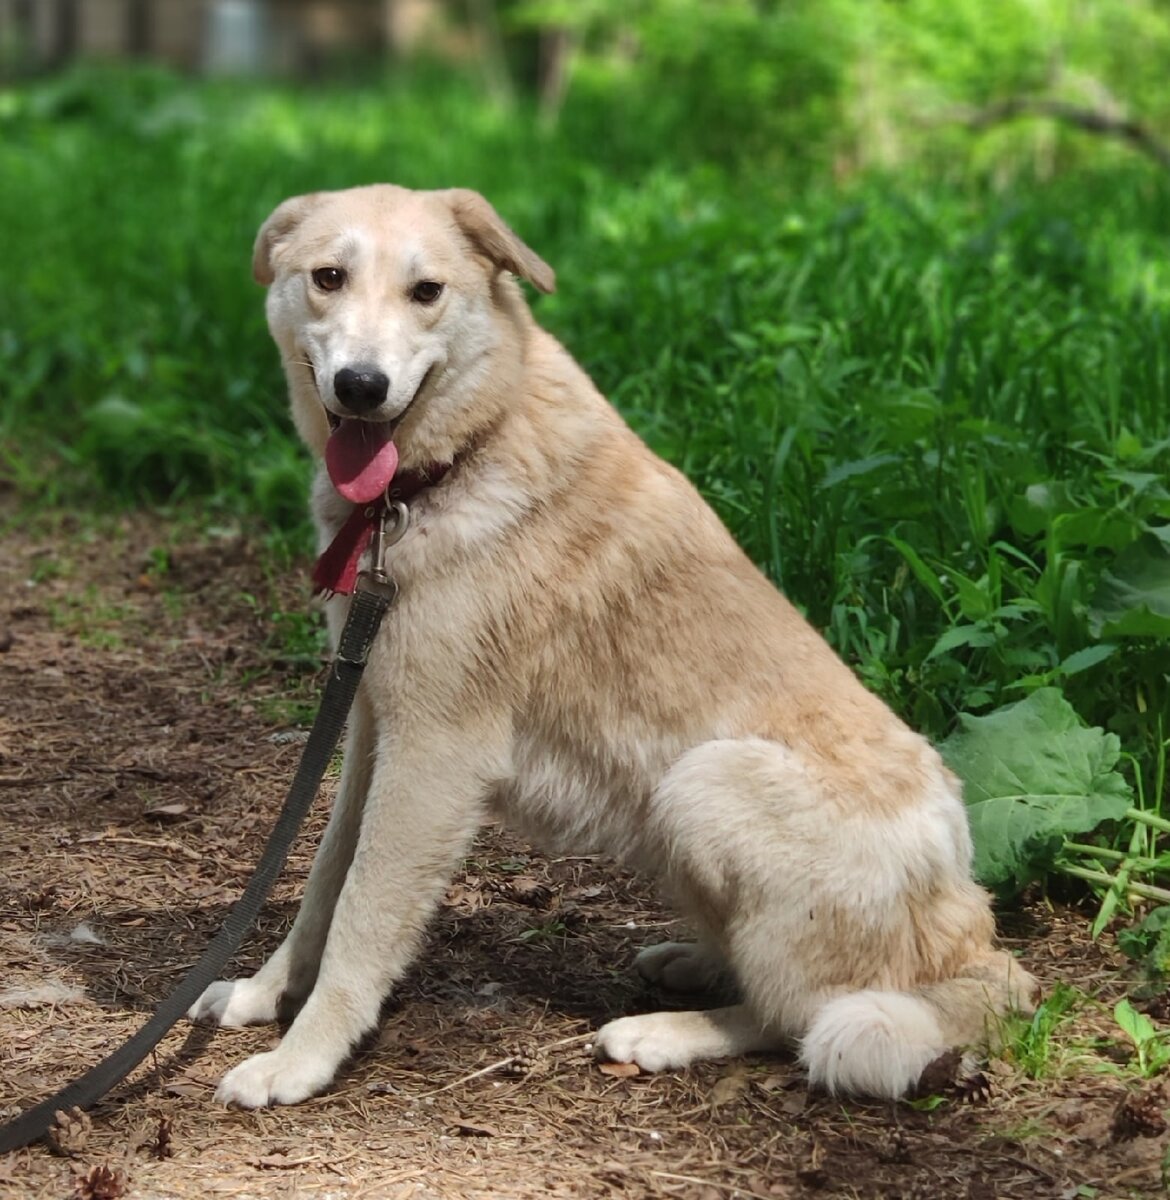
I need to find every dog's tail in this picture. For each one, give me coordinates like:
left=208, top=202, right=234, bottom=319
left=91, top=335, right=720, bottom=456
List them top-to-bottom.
left=798, top=951, right=1038, bottom=1099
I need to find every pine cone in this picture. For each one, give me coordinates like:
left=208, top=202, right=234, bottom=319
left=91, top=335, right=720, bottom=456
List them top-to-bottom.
left=502, top=1044, right=537, bottom=1076
left=911, top=1048, right=961, bottom=1097
left=954, top=1067, right=993, bottom=1105
left=1111, top=1083, right=1168, bottom=1142
left=47, top=1107, right=92, bottom=1157
left=154, top=1114, right=174, bottom=1160
left=875, top=1127, right=912, bottom=1165
left=72, top=1164, right=127, bottom=1200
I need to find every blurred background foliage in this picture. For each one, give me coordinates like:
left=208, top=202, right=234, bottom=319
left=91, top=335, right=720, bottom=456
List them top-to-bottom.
left=0, top=0, right=1169, bottom=860
left=512, top=0, right=1170, bottom=177
left=6, top=1, right=1170, bottom=175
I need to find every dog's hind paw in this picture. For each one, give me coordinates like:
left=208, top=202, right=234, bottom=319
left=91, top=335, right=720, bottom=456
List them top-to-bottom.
left=635, top=941, right=725, bottom=992
left=188, top=978, right=280, bottom=1027
left=215, top=1048, right=335, bottom=1109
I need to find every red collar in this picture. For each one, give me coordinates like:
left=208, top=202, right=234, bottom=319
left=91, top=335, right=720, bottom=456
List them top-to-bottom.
left=312, top=463, right=450, bottom=596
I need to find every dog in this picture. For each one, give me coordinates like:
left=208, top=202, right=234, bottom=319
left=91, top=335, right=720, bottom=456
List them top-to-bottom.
left=188, top=185, right=1037, bottom=1107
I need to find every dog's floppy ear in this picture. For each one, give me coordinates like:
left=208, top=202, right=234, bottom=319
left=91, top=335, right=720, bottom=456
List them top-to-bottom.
left=440, top=189, right=556, bottom=295
left=253, top=193, right=323, bottom=286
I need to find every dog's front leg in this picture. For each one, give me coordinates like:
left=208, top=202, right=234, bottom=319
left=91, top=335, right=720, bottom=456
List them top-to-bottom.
left=189, top=695, right=377, bottom=1028
left=213, top=719, right=501, bottom=1108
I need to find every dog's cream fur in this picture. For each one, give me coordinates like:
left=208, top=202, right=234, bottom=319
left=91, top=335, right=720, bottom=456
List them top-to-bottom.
left=189, top=185, right=1037, bottom=1108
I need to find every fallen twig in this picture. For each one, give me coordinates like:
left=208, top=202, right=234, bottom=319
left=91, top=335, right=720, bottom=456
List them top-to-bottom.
left=74, top=834, right=202, bottom=862
left=413, top=1031, right=592, bottom=1099
left=651, top=1170, right=778, bottom=1200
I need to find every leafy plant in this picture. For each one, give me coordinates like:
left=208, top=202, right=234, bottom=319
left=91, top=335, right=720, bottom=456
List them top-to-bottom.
left=1089, top=528, right=1170, bottom=640
left=940, top=689, right=1132, bottom=892
left=1118, top=906, right=1170, bottom=983
left=514, top=919, right=571, bottom=945
left=1002, top=982, right=1084, bottom=1079
left=1114, top=999, right=1170, bottom=1079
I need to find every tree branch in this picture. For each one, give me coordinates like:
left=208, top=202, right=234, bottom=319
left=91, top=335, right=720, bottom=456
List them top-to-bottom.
left=958, top=96, right=1170, bottom=171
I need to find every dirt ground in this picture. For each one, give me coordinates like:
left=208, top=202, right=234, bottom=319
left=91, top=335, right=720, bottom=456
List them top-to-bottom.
left=1, top=504, right=1168, bottom=1199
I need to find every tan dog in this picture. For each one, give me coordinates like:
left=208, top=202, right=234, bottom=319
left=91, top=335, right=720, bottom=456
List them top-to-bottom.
left=189, top=185, right=1036, bottom=1107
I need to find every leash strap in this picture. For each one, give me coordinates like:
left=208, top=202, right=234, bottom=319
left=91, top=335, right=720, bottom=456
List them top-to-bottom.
left=0, top=585, right=393, bottom=1154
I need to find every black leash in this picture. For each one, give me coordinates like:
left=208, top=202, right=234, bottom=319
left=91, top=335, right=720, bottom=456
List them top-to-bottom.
left=0, top=579, right=395, bottom=1154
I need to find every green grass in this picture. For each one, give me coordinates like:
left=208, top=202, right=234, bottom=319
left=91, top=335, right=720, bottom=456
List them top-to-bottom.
left=1, top=65, right=1168, bottom=907
left=46, top=584, right=138, bottom=646
left=1001, top=982, right=1093, bottom=1080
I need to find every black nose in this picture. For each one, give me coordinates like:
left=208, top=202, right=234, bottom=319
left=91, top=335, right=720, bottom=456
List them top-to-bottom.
left=333, top=366, right=389, bottom=414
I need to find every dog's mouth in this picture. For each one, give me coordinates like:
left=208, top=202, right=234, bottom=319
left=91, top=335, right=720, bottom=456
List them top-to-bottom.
left=317, top=365, right=435, bottom=504
left=324, top=418, right=398, bottom=504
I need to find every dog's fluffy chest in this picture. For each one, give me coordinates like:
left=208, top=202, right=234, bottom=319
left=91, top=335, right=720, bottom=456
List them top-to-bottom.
left=492, top=725, right=673, bottom=862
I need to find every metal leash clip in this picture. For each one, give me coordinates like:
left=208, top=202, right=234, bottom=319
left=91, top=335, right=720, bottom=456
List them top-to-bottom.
left=356, top=498, right=409, bottom=602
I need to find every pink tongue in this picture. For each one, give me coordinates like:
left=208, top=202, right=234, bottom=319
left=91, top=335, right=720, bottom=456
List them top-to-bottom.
left=325, top=421, right=399, bottom=504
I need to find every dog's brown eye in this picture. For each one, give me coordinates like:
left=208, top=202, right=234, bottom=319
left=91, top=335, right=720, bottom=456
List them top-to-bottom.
left=312, top=267, right=347, bottom=292
left=411, top=280, right=444, bottom=304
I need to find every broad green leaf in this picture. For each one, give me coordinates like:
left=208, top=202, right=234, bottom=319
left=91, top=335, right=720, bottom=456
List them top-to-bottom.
left=1116, top=429, right=1145, bottom=463
left=818, top=454, right=900, bottom=490
left=1108, top=470, right=1170, bottom=498
left=1008, top=481, right=1076, bottom=537
left=1007, top=484, right=1139, bottom=551
left=1053, top=508, right=1140, bottom=554
left=1088, top=532, right=1170, bottom=639
left=952, top=571, right=993, bottom=622
left=926, top=623, right=998, bottom=660
left=1058, top=644, right=1116, bottom=675
left=940, top=689, right=1132, bottom=891
left=1118, top=906, right=1170, bottom=964
left=1115, top=998, right=1156, bottom=1048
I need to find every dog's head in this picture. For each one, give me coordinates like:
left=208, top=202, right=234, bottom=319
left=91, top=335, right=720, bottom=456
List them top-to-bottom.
left=254, top=185, right=555, bottom=472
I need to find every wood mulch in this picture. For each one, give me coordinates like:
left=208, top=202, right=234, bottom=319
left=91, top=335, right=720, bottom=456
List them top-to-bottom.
left=1, top=503, right=1167, bottom=1198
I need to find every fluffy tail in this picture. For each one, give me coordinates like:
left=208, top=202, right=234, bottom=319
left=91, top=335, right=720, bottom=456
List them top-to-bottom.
left=799, top=954, right=1038, bottom=1099
left=800, top=990, right=947, bottom=1098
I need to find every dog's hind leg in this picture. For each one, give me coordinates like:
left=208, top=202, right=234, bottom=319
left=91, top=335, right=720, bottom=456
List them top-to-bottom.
left=188, top=694, right=376, bottom=1028
left=212, top=715, right=504, bottom=1108
left=602, top=737, right=1009, bottom=1096
left=598, top=738, right=847, bottom=1073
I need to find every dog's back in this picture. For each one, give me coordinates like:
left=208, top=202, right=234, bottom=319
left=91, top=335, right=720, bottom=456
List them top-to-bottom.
left=389, top=312, right=1034, bottom=1095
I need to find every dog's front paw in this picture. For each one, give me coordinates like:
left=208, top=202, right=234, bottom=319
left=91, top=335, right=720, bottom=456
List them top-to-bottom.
left=188, top=978, right=280, bottom=1027
left=594, top=1013, right=694, bottom=1073
left=214, top=1048, right=335, bottom=1109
